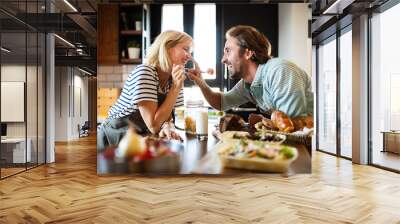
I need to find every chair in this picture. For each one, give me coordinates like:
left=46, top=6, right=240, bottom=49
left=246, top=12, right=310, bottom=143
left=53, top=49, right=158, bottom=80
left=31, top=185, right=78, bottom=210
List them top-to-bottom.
left=79, top=121, right=90, bottom=138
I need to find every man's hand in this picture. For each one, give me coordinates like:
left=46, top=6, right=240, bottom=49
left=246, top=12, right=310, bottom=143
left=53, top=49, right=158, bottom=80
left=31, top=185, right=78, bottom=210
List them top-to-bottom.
left=186, top=60, right=203, bottom=85
left=159, top=125, right=183, bottom=141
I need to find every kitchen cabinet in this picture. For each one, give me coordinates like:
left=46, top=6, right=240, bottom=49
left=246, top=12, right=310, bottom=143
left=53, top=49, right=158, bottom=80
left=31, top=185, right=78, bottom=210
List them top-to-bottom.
left=97, top=4, right=119, bottom=64
left=97, top=4, right=150, bottom=65
left=119, top=4, right=150, bottom=64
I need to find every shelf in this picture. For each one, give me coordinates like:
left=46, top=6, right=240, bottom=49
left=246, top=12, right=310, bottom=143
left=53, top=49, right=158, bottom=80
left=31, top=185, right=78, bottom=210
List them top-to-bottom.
left=120, top=30, right=142, bottom=35
left=120, top=58, right=142, bottom=64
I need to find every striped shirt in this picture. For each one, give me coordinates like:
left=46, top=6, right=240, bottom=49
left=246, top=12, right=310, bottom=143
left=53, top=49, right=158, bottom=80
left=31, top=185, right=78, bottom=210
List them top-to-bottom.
left=221, top=58, right=313, bottom=117
left=108, top=64, right=184, bottom=119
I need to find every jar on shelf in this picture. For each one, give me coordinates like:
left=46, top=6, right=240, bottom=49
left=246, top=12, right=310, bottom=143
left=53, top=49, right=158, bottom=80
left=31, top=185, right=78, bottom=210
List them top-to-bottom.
left=184, top=99, right=208, bottom=135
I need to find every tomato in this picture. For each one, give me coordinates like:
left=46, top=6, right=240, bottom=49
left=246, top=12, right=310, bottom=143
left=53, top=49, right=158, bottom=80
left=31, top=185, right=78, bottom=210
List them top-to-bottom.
left=103, top=147, right=116, bottom=160
left=138, top=148, right=154, bottom=161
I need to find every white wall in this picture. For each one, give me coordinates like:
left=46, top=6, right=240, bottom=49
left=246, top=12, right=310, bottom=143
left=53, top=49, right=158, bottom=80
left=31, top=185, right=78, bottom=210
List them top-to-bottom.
left=278, top=3, right=312, bottom=76
left=1, top=64, right=46, bottom=164
left=1, top=65, right=36, bottom=137
left=1, top=65, right=26, bottom=139
left=55, top=66, right=68, bottom=141
left=54, top=67, right=89, bottom=141
left=72, top=73, right=89, bottom=138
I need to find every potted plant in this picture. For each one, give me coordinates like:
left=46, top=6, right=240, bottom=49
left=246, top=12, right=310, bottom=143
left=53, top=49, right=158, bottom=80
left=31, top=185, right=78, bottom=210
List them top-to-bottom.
left=127, top=41, right=141, bottom=59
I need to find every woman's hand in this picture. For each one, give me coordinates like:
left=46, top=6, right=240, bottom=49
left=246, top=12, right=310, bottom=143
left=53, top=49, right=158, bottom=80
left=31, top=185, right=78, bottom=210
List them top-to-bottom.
left=186, top=60, right=203, bottom=85
left=171, top=64, right=186, bottom=91
left=159, top=124, right=183, bottom=141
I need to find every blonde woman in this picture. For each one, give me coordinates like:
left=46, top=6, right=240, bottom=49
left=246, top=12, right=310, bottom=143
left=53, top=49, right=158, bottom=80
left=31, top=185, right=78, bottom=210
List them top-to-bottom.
left=98, top=30, right=191, bottom=149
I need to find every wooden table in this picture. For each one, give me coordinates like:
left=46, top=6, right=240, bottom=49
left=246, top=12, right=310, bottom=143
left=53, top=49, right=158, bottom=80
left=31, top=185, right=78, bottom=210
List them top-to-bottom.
left=98, top=118, right=311, bottom=175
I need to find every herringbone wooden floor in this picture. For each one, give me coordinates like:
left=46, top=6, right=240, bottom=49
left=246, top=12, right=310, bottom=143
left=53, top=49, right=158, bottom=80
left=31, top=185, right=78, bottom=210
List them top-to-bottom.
left=1, top=135, right=400, bottom=224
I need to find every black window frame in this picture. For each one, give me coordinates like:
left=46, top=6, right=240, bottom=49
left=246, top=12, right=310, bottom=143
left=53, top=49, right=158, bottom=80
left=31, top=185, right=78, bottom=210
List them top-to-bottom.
left=314, top=17, right=353, bottom=161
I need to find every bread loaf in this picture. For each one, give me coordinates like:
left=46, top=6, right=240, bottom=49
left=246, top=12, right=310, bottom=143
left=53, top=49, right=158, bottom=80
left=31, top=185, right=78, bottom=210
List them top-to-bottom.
left=271, top=111, right=294, bottom=133
left=248, top=113, right=264, bottom=128
left=219, top=114, right=246, bottom=132
left=292, top=116, right=314, bottom=131
left=303, top=116, right=314, bottom=129
left=291, top=117, right=305, bottom=131
left=261, top=118, right=278, bottom=131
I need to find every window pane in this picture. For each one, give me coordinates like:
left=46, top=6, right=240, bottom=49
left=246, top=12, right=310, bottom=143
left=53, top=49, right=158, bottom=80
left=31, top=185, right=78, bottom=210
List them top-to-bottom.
left=371, top=3, right=400, bottom=171
left=161, top=4, right=183, bottom=32
left=194, top=4, right=216, bottom=80
left=1, top=26, right=28, bottom=177
left=340, top=29, right=352, bottom=158
left=317, top=38, right=337, bottom=154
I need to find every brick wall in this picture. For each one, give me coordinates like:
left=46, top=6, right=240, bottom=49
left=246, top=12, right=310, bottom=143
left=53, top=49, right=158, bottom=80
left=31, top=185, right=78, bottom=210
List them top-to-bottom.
left=97, top=64, right=137, bottom=88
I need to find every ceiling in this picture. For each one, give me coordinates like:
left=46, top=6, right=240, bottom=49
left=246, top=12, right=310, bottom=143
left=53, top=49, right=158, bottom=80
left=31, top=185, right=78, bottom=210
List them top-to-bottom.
left=1, top=0, right=393, bottom=74
left=310, top=0, right=390, bottom=43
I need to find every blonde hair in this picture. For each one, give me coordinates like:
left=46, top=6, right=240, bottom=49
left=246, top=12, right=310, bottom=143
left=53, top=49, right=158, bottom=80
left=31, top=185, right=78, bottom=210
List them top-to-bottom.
left=145, top=30, right=192, bottom=72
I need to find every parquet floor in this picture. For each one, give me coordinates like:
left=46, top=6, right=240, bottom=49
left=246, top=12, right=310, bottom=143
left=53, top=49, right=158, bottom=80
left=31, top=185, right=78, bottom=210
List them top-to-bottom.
left=1, top=135, right=400, bottom=223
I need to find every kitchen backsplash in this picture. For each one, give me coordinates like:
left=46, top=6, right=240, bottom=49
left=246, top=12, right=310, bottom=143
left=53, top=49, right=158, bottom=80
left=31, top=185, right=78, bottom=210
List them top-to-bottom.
left=97, top=64, right=137, bottom=88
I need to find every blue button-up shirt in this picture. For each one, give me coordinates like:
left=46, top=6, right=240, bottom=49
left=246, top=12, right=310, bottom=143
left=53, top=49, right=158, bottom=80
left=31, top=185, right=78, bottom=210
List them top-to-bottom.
left=221, top=58, right=313, bottom=117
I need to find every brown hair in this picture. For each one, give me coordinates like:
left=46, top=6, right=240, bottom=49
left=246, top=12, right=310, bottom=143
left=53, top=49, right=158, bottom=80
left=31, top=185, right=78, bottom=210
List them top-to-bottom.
left=226, top=25, right=272, bottom=64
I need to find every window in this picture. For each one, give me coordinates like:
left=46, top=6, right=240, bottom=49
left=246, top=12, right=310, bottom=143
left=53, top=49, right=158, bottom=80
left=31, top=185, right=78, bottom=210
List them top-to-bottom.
left=0, top=1, right=46, bottom=179
left=370, top=2, right=400, bottom=171
left=162, top=3, right=219, bottom=107
left=161, top=4, right=183, bottom=32
left=193, top=4, right=216, bottom=80
left=339, top=28, right=352, bottom=158
left=317, top=37, right=337, bottom=154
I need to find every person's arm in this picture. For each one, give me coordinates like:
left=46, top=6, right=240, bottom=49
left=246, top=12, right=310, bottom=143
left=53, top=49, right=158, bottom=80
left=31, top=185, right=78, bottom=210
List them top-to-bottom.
left=186, top=63, right=222, bottom=110
left=138, top=64, right=185, bottom=134
left=195, top=78, right=222, bottom=110
left=219, top=80, right=249, bottom=111
left=138, top=86, right=181, bottom=134
left=158, top=116, right=182, bottom=141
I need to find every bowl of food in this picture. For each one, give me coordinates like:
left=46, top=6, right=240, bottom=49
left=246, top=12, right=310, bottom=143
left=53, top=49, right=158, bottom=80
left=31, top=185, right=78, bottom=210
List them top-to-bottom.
left=217, top=130, right=286, bottom=145
left=128, top=136, right=181, bottom=174
left=216, top=139, right=298, bottom=173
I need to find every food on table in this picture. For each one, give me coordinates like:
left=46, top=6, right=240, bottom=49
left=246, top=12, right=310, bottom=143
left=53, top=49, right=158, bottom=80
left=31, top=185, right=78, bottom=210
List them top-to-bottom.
left=208, top=110, right=224, bottom=117
left=271, top=110, right=294, bottom=133
left=247, top=112, right=314, bottom=133
left=248, top=113, right=264, bottom=128
left=219, top=114, right=246, bottom=132
left=184, top=116, right=196, bottom=133
left=291, top=116, right=314, bottom=131
left=302, top=116, right=314, bottom=129
left=291, top=117, right=305, bottom=131
left=254, top=118, right=279, bottom=131
left=262, top=118, right=278, bottom=130
left=116, top=128, right=146, bottom=158
left=115, top=129, right=177, bottom=161
left=219, top=130, right=286, bottom=144
left=218, top=131, right=250, bottom=141
left=253, top=131, right=286, bottom=142
left=103, top=133, right=180, bottom=174
left=133, top=136, right=180, bottom=173
left=136, top=136, right=177, bottom=161
left=217, top=139, right=298, bottom=172
left=218, top=139, right=295, bottom=160
left=103, top=146, right=116, bottom=159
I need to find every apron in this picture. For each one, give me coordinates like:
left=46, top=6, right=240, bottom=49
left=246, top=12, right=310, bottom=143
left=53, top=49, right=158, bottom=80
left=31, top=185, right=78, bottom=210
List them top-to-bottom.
left=97, top=86, right=172, bottom=151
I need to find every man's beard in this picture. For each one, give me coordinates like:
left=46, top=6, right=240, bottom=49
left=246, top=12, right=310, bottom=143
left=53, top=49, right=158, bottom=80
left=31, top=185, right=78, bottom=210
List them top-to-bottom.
left=228, top=63, right=243, bottom=80
left=229, top=70, right=241, bottom=80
